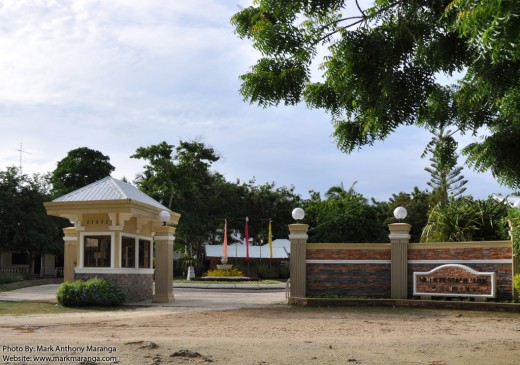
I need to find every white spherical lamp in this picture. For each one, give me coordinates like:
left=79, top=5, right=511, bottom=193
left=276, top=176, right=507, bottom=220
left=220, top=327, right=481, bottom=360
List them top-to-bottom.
left=393, top=206, right=407, bottom=221
left=292, top=207, right=305, bottom=222
left=159, top=210, right=171, bottom=226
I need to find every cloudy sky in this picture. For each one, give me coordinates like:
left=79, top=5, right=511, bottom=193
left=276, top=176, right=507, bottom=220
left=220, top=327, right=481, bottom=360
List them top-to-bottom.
left=0, top=0, right=512, bottom=202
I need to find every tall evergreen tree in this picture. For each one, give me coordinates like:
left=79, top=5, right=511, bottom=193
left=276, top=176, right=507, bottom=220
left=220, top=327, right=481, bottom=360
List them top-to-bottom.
left=423, top=127, right=467, bottom=206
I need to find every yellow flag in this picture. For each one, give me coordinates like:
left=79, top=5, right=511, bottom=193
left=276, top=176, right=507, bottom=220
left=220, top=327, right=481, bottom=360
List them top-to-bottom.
left=268, top=219, right=273, bottom=259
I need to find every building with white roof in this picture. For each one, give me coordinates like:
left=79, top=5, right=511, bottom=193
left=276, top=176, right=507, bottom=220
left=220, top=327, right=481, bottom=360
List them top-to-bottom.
left=45, top=176, right=181, bottom=302
left=204, top=239, right=290, bottom=278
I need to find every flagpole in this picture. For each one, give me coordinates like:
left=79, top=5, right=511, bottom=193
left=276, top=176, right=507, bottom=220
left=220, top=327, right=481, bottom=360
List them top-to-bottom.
left=245, top=216, right=249, bottom=277
left=268, top=218, right=272, bottom=279
left=268, top=219, right=273, bottom=259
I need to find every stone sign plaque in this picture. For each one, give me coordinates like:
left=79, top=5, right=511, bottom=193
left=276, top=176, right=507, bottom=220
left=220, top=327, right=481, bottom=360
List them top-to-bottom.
left=413, top=264, right=496, bottom=298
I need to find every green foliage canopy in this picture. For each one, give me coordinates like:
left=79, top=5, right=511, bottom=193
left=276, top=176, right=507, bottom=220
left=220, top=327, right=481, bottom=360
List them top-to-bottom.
left=232, top=0, right=520, bottom=188
left=131, top=140, right=222, bottom=250
left=132, top=140, right=302, bottom=272
left=51, top=147, right=115, bottom=197
left=0, top=167, right=66, bottom=257
left=303, top=183, right=388, bottom=243
left=386, top=187, right=431, bottom=243
left=421, top=196, right=509, bottom=242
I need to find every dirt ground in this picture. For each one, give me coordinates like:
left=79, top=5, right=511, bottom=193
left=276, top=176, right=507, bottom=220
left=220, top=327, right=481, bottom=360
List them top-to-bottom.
left=1, top=302, right=520, bottom=365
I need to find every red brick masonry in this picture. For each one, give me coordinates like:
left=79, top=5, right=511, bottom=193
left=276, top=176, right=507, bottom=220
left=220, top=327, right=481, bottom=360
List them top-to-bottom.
left=304, top=242, right=513, bottom=300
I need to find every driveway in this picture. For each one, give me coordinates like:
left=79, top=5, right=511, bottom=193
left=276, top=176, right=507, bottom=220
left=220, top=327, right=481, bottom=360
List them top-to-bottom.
left=0, top=283, right=288, bottom=311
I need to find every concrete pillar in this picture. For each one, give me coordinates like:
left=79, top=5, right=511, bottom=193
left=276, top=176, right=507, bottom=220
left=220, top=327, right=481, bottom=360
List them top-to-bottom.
left=508, top=218, right=519, bottom=300
left=288, top=223, right=309, bottom=299
left=388, top=223, right=411, bottom=299
left=153, top=225, right=176, bottom=303
left=62, top=227, right=78, bottom=283
left=112, top=230, right=121, bottom=268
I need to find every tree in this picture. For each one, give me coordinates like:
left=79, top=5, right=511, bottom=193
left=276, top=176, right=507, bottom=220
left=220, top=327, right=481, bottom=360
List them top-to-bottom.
left=231, top=1, right=520, bottom=188
left=423, top=127, right=467, bottom=206
left=132, top=140, right=226, bottom=271
left=51, top=147, right=115, bottom=197
left=0, top=167, right=67, bottom=274
left=241, top=180, right=301, bottom=244
left=324, top=181, right=357, bottom=200
left=303, top=183, right=387, bottom=243
left=385, top=187, right=431, bottom=243
left=421, top=196, right=509, bottom=242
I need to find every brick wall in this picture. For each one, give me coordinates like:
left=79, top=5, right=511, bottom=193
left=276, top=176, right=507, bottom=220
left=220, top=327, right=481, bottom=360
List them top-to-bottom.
left=302, top=241, right=513, bottom=300
left=408, top=242, right=513, bottom=299
left=306, top=244, right=391, bottom=298
left=307, top=264, right=391, bottom=298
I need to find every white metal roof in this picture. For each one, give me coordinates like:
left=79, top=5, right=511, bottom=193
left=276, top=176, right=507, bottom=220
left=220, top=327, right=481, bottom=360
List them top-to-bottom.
left=53, top=176, right=169, bottom=211
left=492, top=194, right=520, bottom=208
left=205, top=239, right=290, bottom=259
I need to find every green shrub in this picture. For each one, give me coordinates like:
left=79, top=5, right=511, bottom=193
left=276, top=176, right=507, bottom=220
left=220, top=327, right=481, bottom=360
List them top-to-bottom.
left=507, top=210, right=520, bottom=256
left=179, top=253, right=197, bottom=270
left=232, top=261, right=246, bottom=273
left=254, top=262, right=270, bottom=279
left=278, top=265, right=290, bottom=279
left=205, top=268, right=244, bottom=277
left=0, top=274, right=24, bottom=285
left=514, top=274, right=520, bottom=294
left=57, top=278, right=125, bottom=307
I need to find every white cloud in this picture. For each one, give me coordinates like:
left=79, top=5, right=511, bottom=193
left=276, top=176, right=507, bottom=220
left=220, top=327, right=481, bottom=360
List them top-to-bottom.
left=0, top=0, right=512, bottom=205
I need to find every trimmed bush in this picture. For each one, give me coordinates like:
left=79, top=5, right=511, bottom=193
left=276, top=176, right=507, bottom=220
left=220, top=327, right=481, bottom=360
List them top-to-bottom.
left=514, top=274, right=520, bottom=295
left=57, top=277, right=125, bottom=307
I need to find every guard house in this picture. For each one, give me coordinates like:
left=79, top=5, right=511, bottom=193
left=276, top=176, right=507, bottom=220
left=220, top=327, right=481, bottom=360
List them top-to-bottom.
left=44, top=176, right=180, bottom=303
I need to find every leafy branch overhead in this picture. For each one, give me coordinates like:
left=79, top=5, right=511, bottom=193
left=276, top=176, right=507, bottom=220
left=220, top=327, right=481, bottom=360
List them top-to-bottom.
left=231, top=0, right=520, bottom=188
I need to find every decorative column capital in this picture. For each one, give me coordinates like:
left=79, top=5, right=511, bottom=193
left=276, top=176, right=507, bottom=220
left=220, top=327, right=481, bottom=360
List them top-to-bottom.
left=388, top=223, right=411, bottom=242
left=288, top=224, right=309, bottom=240
left=154, top=225, right=177, bottom=240
left=63, top=226, right=78, bottom=238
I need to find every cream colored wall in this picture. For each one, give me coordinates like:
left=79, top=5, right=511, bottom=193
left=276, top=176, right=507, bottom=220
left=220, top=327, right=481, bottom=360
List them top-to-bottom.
left=82, top=213, right=111, bottom=231
left=76, top=214, right=154, bottom=270
left=0, top=253, right=12, bottom=267
left=43, top=254, right=56, bottom=276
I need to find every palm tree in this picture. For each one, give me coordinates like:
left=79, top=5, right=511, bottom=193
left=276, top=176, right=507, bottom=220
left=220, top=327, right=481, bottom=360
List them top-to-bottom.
left=325, top=181, right=357, bottom=200
left=421, top=197, right=509, bottom=242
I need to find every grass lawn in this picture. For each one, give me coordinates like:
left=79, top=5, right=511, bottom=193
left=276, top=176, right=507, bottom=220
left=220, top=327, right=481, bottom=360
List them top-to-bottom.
left=0, top=301, right=133, bottom=316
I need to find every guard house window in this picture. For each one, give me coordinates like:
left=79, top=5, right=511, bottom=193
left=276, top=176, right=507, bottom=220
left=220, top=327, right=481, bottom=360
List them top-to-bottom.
left=84, top=235, right=111, bottom=267
left=122, top=236, right=136, bottom=268
left=139, top=239, right=151, bottom=268
left=12, top=253, right=29, bottom=265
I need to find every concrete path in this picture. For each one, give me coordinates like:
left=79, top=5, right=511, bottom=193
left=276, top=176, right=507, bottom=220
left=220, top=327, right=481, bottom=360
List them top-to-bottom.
left=0, top=283, right=288, bottom=311
left=0, top=284, right=60, bottom=303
